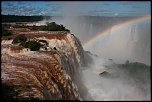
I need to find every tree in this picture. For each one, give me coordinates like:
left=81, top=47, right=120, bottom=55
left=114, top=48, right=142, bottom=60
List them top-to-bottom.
left=41, top=22, right=70, bottom=31
left=12, top=34, right=27, bottom=44
left=27, top=41, right=41, bottom=51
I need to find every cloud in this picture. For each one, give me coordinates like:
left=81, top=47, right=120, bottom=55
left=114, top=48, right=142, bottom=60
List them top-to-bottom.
left=2, top=1, right=50, bottom=16
left=17, top=1, right=27, bottom=5
left=120, top=1, right=129, bottom=5
left=2, top=2, right=44, bottom=16
left=3, top=2, right=14, bottom=6
left=44, top=2, right=62, bottom=15
left=45, top=3, right=56, bottom=6
left=103, top=3, right=109, bottom=6
left=25, top=5, right=36, bottom=11
left=2, top=6, right=18, bottom=13
left=19, top=6, right=34, bottom=11
left=132, top=6, right=140, bottom=9
left=34, top=9, right=42, bottom=14
left=88, top=9, right=111, bottom=14
left=86, top=10, right=113, bottom=16
left=99, top=10, right=111, bottom=12
left=127, top=10, right=136, bottom=12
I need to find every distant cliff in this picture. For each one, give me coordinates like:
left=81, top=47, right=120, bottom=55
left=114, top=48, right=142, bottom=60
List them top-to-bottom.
left=1, top=29, right=90, bottom=100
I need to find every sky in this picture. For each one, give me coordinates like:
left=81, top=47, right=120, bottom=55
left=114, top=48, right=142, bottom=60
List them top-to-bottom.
left=1, top=1, right=151, bottom=16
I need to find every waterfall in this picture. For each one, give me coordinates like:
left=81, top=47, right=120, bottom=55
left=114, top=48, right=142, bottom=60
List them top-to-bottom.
left=89, top=22, right=150, bottom=65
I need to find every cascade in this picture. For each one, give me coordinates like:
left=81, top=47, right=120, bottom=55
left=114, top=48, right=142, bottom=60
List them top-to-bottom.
left=89, top=22, right=150, bottom=65
left=1, top=32, right=90, bottom=100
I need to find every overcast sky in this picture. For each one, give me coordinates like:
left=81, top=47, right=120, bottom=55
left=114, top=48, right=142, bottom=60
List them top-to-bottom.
left=1, top=1, right=151, bottom=16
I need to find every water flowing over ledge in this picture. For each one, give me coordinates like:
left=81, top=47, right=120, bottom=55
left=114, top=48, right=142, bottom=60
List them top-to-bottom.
left=1, top=30, right=90, bottom=100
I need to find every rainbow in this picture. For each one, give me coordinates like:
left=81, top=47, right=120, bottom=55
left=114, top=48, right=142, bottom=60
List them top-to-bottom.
left=83, top=15, right=151, bottom=50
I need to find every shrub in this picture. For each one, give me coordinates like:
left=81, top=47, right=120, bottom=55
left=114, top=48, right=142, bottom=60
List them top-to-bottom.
left=41, top=22, right=70, bottom=31
left=2, top=24, right=11, bottom=28
left=29, top=25, right=39, bottom=30
left=2, top=27, right=13, bottom=36
left=12, top=34, right=27, bottom=44
left=12, top=34, right=49, bottom=51
left=27, top=41, right=41, bottom=51
left=19, top=42, right=29, bottom=48
left=99, top=71, right=113, bottom=78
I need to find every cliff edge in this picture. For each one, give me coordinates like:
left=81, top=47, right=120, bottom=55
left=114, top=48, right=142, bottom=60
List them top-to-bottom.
left=1, top=28, right=90, bottom=100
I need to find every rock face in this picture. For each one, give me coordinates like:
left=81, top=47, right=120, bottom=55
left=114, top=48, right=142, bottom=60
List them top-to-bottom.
left=1, top=30, right=89, bottom=100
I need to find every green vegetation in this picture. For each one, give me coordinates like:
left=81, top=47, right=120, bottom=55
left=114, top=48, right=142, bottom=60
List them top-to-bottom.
left=2, top=16, right=69, bottom=31
left=12, top=22, right=70, bottom=31
left=27, top=22, right=70, bottom=31
left=41, top=22, right=69, bottom=31
left=2, top=24, right=12, bottom=28
left=29, top=25, right=40, bottom=30
left=2, top=27, right=13, bottom=36
left=12, top=34, right=27, bottom=44
left=12, top=34, right=49, bottom=51
left=26, top=41, right=41, bottom=51
left=19, top=42, right=29, bottom=48
left=117, top=61, right=150, bottom=84
left=118, top=61, right=150, bottom=70
left=99, top=71, right=113, bottom=78
left=2, top=83, right=39, bottom=100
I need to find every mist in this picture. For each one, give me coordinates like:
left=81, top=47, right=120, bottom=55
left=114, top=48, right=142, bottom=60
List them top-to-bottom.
left=39, top=2, right=151, bottom=101
left=49, top=12, right=150, bottom=66
left=54, top=17, right=150, bottom=65
left=82, top=53, right=150, bottom=100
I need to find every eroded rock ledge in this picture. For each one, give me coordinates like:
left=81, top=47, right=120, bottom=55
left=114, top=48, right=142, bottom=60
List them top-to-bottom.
left=1, top=28, right=89, bottom=100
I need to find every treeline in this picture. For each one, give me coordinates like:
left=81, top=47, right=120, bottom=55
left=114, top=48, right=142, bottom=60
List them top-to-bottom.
left=2, top=15, right=50, bottom=22
left=2, top=21, right=70, bottom=38
left=13, top=22, right=70, bottom=31
left=39, top=22, right=70, bottom=31
left=117, top=60, right=150, bottom=84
